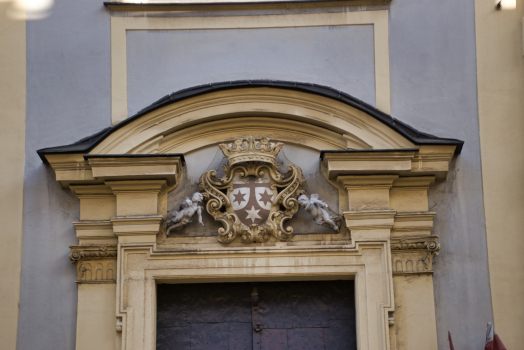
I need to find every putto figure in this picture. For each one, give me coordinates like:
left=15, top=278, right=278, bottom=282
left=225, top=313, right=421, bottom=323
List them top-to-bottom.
left=166, top=192, right=204, bottom=236
left=298, top=194, right=340, bottom=233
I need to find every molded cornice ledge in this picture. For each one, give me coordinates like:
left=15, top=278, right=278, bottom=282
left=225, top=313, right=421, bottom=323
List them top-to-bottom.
left=321, top=145, right=457, bottom=181
left=43, top=154, right=184, bottom=188
left=111, top=216, right=163, bottom=244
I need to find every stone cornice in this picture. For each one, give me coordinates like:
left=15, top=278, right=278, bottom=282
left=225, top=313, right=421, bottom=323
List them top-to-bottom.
left=322, top=146, right=456, bottom=181
left=43, top=154, right=184, bottom=188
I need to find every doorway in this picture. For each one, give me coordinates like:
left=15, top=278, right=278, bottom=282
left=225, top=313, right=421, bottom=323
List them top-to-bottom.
left=157, top=280, right=356, bottom=350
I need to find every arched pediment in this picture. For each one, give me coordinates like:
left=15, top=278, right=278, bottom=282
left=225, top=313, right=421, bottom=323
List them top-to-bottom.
left=38, top=80, right=463, bottom=160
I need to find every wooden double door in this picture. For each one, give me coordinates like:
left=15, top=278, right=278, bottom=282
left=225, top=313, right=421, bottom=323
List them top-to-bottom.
left=157, top=280, right=356, bottom=350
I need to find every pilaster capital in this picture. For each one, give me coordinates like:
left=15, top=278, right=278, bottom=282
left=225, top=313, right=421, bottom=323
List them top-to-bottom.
left=390, top=235, right=440, bottom=275
left=69, top=245, right=117, bottom=283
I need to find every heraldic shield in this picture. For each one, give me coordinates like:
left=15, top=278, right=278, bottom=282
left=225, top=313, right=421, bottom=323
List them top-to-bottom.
left=198, top=136, right=306, bottom=244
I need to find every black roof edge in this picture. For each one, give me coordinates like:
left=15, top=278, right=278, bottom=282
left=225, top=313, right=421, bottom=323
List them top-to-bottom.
left=104, top=0, right=388, bottom=9
left=37, top=80, right=464, bottom=164
left=320, top=148, right=419, bottom=159
left=83, top=153, right=185, bottom=163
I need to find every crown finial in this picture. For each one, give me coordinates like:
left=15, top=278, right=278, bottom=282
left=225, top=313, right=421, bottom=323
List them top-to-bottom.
left=219, top=136, right=283, bottom=166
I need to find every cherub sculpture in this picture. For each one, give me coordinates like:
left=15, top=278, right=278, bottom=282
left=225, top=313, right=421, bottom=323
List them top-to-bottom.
left=166, top=192, right=204, bottom=236
left=298, top=194, right=340, bottom=232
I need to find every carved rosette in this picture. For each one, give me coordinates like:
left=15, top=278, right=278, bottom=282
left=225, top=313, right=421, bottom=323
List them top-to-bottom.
left=198, top=137, right=306, bottom=244
left=390, top=236, right=440, bottom=274
left=69, top=245, right=117, bottom=283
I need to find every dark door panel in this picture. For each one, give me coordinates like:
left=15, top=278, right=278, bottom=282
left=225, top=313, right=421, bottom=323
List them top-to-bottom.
left=157, top=280, right=356, bottom=350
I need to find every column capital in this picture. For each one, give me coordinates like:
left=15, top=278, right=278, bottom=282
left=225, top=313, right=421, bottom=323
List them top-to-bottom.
left=69, top=245, right=117, bottom=283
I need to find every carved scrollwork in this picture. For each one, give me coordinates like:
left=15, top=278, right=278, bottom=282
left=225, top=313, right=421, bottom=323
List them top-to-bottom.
left=198, top=136, right=306, bottom=244
left=390, top=236, right=440, bottom=274
left=391, top=236, right=440, bottom=252
left=69, top=245, right=117, bottom=283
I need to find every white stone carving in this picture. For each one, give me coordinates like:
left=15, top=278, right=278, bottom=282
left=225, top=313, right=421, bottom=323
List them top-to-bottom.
left=166, top=192, right=204, bottom=236
left=298, top=194, right=340, bottom=232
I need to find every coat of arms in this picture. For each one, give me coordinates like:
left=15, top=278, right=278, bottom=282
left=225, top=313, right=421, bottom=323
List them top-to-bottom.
left=198, top=136, right=306, bottom=244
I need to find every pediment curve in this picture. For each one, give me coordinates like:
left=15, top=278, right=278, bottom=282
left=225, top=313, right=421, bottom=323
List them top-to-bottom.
left=38, top=80, right=463, bottom=162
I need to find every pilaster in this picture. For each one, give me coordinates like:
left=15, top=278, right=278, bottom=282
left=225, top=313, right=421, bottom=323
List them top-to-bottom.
left=323, top=150, right=447, bottom=350
left=60, top=155, right=184, bottom=350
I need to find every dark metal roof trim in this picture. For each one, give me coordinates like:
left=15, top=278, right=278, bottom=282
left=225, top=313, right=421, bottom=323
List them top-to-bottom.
left=104, top=0, right=389, bottom=10
left=37, top=80, right=464, bottom=163
left=320, top=149, right=420, bottom=159
left=83, top=153, right=185, bottom=163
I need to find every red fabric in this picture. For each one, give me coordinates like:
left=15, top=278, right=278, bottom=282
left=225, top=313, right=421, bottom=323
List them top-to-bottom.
left=448, top=332, right=455, bottom=350
left=484, top=334, right=507, bottom=350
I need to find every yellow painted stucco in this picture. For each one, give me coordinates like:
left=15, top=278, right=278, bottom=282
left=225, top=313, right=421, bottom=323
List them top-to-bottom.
left=475, top=1, right=524, bottom=347
left=0, top=3, right=26, bottom=350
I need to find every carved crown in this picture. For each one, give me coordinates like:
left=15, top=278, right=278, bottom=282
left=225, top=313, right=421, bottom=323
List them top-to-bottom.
left=219, top=136, right=283, bottom=166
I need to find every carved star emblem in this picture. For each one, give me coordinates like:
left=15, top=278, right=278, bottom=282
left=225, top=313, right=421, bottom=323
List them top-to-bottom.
left=259, top=189, right=273, bottom=206
left=233, top=191, right=246, bottom=205
left=245, top=206, right=262, bottom=224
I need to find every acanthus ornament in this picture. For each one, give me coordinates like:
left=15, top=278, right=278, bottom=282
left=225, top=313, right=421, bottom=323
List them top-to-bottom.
left=198, top=136, right=306, bottom=244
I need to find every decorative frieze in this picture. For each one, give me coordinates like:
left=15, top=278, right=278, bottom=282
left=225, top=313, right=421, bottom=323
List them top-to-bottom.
left=391, top=235, right=440, bottom=274
left=69, top=245, right=117, bottom=283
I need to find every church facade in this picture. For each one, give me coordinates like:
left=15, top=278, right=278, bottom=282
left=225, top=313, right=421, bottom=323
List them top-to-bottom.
left=1, top=0, right=523, bottom=349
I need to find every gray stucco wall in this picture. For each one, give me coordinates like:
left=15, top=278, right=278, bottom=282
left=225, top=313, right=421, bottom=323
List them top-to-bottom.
left=19, top=0, right=111, bottom=348
left=389, top=0, right=492, bottom=348
left=19, top=1, right=491, bottom=350
left=126, top=25, right=375, bottom=116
